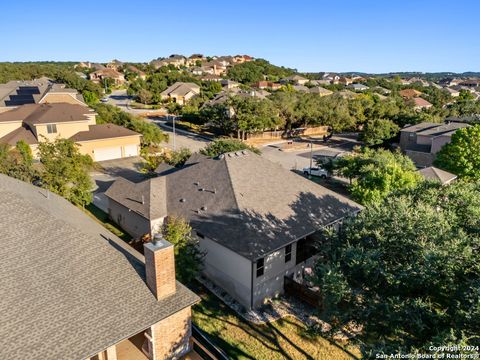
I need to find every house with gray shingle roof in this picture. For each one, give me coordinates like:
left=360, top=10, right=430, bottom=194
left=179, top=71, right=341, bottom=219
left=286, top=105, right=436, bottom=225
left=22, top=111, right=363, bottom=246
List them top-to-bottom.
left=105, top=151, right=361, bottom=309
left=0, top=174, right=199, bottom=360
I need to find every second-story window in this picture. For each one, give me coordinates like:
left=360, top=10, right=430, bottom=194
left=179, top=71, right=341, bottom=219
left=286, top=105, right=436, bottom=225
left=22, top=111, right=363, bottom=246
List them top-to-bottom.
left=47, top=124, right=57, bottom=134
left=285, top=244, right=292, bottom=263
left=256, top=258, right=264, bottom=277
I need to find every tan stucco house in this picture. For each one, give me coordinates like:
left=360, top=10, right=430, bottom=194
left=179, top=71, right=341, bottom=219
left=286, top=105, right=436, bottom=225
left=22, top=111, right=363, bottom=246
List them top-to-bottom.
left=160, top=82, right=201, bottom=105
left=0, top=103, right=141, bottom=161
left=105, top=151, right=361, bottom=309
left=0, top=174, right=199, bottom=360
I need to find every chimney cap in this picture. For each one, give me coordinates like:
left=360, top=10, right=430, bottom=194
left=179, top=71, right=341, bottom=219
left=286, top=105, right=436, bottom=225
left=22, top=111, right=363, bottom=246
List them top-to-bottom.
left=145, top=236, right=172, bottom=251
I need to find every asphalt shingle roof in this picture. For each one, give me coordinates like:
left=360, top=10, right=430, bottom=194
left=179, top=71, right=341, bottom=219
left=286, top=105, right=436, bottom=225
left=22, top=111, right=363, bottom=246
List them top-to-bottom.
left=69, top=124, right=140, bottom=142
left=106, top=151, right=362, bottom=260
left=418, top=166, right=457, bottom=184
left=0, top=175, right=198, bottom=360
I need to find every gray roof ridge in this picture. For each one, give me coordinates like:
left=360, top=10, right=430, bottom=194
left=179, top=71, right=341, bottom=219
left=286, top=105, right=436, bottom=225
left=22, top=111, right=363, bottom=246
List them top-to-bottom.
left=222, top=153, right=241, bottom=212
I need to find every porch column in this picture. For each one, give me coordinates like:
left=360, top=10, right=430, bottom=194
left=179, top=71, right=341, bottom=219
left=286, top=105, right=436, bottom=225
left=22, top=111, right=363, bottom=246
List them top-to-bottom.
left=106, top=345, right=117, bottom=360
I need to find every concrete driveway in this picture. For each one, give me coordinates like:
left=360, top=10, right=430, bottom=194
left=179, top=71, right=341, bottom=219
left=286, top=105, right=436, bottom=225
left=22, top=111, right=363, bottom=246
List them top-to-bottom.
left=90, top=156, right=147, bottom=212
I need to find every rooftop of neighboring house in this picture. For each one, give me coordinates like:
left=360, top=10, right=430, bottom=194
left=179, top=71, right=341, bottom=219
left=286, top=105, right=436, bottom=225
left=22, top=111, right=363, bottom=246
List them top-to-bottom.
left=90, top=68, right=124, bottom=79
left=200, top=74, right=222, bottom=81
left=282, top=74, right=308, bottom=82
left=0, top=78, right=51, bottom=107
left=161, top=82, right=201, bottom=97
left=348, top=83, right=369, bottom=90
left=293, top=85, right=309, bottom=92
left=309, top=86, right=333, bottom=95
left=445, top=87, right=460, bottom=94
left=399, top=89, right=423, bottom=98
left=412, top=97, right=432, bottom=108
left=0, top=102, right=94, bottom=125
left=401, top=121, right=470, bottom=137
left=69, top=124, right=140, bottom=142
left=106, top=151, right=362, bottom=260
left=418, top=166, right=457, bottom=184
left=0, top=174, right=199, bottom=360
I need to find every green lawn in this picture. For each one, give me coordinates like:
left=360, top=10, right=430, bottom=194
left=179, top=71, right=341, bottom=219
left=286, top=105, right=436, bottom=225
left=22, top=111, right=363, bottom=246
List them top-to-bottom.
left=83, top=204, right=132, bottom=242
left=192, top=283, right=360, bottom=360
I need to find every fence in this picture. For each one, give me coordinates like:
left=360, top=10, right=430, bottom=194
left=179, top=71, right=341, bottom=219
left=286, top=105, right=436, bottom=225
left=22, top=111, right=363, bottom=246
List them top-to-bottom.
left=245, top=126, right=329, bottom=140
left=284, top=276, right=323, bottom=309
left=192, top=324, right=229, bottom=360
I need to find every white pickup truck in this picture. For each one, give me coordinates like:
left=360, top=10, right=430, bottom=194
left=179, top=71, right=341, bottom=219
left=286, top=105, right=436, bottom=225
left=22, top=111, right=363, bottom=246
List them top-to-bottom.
left=303, top=167, right=329, bottom=178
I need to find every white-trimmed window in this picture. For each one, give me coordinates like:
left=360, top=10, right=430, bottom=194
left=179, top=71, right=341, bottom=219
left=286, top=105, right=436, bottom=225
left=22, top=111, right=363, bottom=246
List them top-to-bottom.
left=47, top=124, right=57, bottom=134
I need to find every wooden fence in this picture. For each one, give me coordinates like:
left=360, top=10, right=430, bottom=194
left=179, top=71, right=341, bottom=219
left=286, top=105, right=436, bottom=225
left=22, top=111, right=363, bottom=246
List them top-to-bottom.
left=284, top=276, right=323, bottom=309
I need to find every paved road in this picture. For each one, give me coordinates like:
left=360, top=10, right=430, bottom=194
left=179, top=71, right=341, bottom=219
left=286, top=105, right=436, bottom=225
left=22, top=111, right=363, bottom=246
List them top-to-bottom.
left=106, top=90, right=210, bottom=152
left=148, top=118, right=210, bottom=152
left=261, top=136, right=358, bottom=171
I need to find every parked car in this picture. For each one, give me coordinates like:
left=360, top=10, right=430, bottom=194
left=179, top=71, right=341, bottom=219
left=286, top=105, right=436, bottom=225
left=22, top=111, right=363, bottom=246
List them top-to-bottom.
left=101, top=97, right=109, bottom=103
left=303, top=167, right=329, bottom=178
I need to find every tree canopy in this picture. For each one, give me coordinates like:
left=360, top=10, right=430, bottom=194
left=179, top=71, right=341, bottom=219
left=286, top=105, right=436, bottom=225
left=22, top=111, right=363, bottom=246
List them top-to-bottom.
left=360, top=118, right=400, bottom=146
left=434, top=125, right=480, bottom=180
left=38, top=138, right=93, bottom=206
left=200, top=139, right=260, bottom=157
left=331, top=148, right=421, bottom=205
left=313, top=181, right=480, bottom=356
left=163, top=216, right=204, bottom=284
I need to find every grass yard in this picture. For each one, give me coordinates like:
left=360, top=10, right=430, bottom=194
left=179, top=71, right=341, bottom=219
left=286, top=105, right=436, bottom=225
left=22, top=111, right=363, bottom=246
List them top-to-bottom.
left=83, top=204, right=132, bottom=242
left=192, top=283, right=360, bottom=360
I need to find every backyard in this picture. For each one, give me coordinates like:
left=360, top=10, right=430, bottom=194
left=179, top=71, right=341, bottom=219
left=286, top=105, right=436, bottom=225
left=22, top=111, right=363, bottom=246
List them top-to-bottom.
left=84, top=204, right=360, bottom=360
left=191, top=283, right=360, bottom=360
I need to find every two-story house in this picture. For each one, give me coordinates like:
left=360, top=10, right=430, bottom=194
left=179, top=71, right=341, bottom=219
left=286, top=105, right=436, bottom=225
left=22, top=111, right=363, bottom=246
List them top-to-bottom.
left=0, top=103, right=141, bottom=161
left=399, top=121, right=470, bottom=167
left=105, top=151, right=362, bottom=309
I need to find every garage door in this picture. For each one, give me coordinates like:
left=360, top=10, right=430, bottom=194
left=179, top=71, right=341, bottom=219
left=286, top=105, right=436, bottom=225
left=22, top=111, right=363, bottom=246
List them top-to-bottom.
left=123, top=144, right=138, bottom=157
left=94, top=147, right=122, bottom=162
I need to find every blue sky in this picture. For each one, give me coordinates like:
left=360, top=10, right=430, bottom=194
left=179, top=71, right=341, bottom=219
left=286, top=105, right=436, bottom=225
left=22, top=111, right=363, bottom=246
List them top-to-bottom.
left=1, top=0, right=479, bottom=73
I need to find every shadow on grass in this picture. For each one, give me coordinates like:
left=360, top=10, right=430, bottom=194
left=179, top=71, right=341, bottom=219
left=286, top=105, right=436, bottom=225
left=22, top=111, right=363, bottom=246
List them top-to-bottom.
left=84, top=203, right=132, bottom=242
left=191, top=282, right=357, bottom=360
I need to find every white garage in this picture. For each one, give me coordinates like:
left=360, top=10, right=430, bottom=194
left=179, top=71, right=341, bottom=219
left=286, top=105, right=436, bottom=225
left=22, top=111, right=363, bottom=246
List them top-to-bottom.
left=123, top=144, right=139, bottom=157
left=93, top=147, right=122, bottom=162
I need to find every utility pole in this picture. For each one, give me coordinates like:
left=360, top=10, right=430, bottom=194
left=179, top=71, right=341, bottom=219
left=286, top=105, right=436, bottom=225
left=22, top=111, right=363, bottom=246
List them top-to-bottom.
left=309, top=140, right=313, bottom=179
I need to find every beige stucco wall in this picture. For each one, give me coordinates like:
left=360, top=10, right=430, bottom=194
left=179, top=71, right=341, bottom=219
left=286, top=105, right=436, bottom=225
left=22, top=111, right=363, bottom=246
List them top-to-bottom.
left=0, top=121, right=23, bottom=138
left=34, top=121, right=91, bottom=141
left=75, top=135, right=141, bottom=160
left=198, top=235, right=253, bottom=309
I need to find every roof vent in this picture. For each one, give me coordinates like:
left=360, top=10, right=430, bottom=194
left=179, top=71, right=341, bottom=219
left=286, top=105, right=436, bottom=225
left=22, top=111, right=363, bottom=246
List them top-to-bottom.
left=242, top=150, right=247, bottom=155
left=235, top=152, right=240, bottom=156
left=227, top=153, right=233, bottom=157
left=218, top=154, right=225, bottom=159
left=194, top=182, right=200, bottom=186
left=199, top=188, right=205, bottom=192
left=180, top=198, right=186, bottom=203
left=201, top=206, right=207, bottom=211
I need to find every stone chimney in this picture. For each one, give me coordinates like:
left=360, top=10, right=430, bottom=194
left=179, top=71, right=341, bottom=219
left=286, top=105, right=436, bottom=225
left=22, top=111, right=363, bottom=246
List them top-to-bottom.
left=144, top=235, right=176, bottom=300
